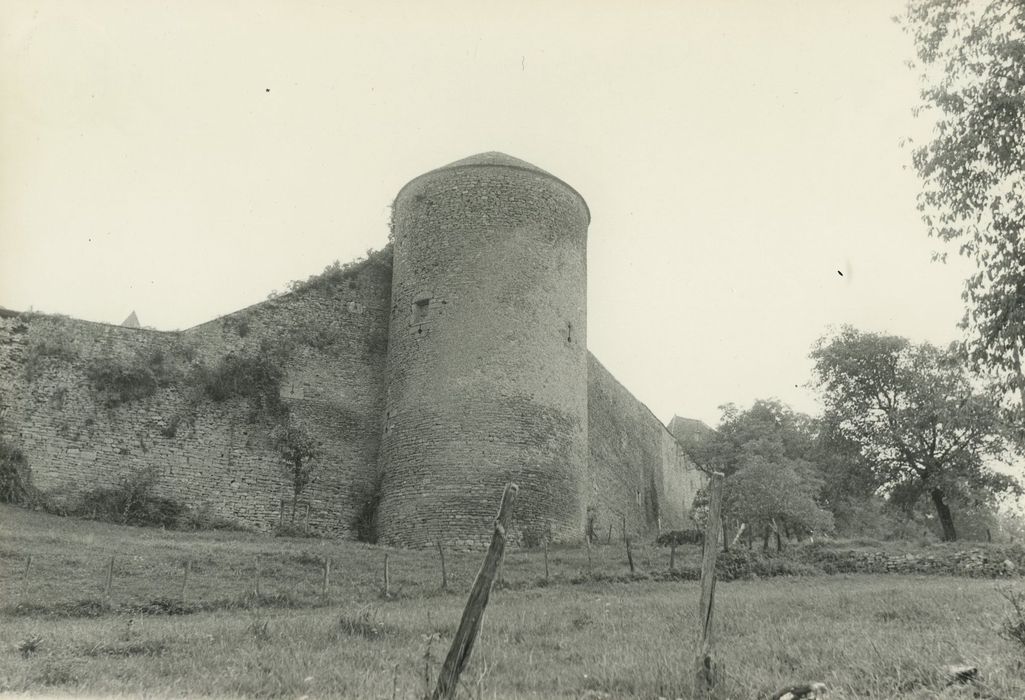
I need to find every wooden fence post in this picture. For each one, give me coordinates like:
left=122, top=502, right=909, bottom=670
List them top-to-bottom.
left=693, top=472, right=725, bottom=699
left=432, top=483, right=518, bottom=700
left=278, top=499, right=285, bottom=528
left=304, top=503, right=311, bottom=534
left=606, top=522, right=613, bottom=545
left=586, top=535, right=593, bottom=573
left=625, top=535, right=635, bottom=573
left=437, top=541, right=448, bottom=591
left=670, top=543, right=677, bottom=571
left=383, top=553, right=391, bottom=598
left=22, top=554, right=32, bottom=596
left=104, top=555, right=115, bottom=605
left=255, top=556, right=261, bottom=597
left=322, top=557, right=331, bottom=596
left=181, top=560, right=191, bottom=604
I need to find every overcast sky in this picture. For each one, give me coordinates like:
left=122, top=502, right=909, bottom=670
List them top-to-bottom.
left=1, top=0, right=974, bottom=428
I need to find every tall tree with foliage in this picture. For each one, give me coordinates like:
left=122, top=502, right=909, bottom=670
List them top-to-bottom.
left=902, top=0, right=1025, bottom=424
left=811, top=326, right=1019, bottom=541
left=682, top=400, right=833, bottom=549
left=813, top=415, right=890, bottom=536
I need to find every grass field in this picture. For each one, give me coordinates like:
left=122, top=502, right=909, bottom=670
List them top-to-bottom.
left=2, top=505, right=1024, bottom=699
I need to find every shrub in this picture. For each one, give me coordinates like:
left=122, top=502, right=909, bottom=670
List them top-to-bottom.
left=286, top=246, right=393, bottom=297
left=22, top=315, right=78, bottom=368
left=197, top=345, right=287, bottom=420
left=86, top=349, right=179, bottom=408
left=160, top=415, right=182, bottom=438
left=272, top=419, right=320, bottom=517
left=0, top=440, right=34, bottom=505
left=73, top=469, right=185, bottom=528
left=175, top=503, right=245, bottom=531
left=274, top=522, right=317, bottom=538
left=520, top=525, right=548, bottom=549
left=657, top=529, right=704, bottom=546
left=714, top=549, right=821, bottom=581
left=1000, top=587, right=1025, bottom=648
left=336, top=605, right=388, bottom=639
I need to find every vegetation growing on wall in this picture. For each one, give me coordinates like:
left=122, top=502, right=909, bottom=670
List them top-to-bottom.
left=285, top=245, right=392, bottom=297
left=3, top=248, right=392, bottom=537
left=21, top=314, right=79, bottom=380
left=197, top=342, right=289, bottom=421
left=86, top=349, right=181, bottom=408
left=271, top=418, right=321, bottom=523
left=0, top=438, right=33, bottom=505
left=74, top=469, right=185, bottom=528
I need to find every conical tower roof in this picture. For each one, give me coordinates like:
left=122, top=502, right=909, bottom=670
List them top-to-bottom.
left=397, top=151, right=589, bottom=222
left=439, top=151, right=555, bottom=177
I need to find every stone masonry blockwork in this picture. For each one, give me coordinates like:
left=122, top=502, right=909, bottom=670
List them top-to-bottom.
left=0, top=152, right=704, bottom=547
left=378, top=154, right=590, bottom=547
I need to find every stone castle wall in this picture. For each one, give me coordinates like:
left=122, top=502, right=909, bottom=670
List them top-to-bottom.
left=0, top=153, right=705, bottom=546
left=0, top=253, right=392, bottom=536
left=587, top=354, right=703, bottom=538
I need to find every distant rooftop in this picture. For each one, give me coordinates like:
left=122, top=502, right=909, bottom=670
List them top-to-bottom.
left=667, top=415, right=714, bottom=444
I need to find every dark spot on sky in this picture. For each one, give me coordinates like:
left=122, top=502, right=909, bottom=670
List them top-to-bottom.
left=265, top=88, right=270, bottom=93
left=837, top=270, right=843, bottom=277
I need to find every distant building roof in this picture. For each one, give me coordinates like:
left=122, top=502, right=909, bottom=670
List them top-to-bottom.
left=121, top=311, right=141, bottom=328
left=667, top=415, right=714, bottom=444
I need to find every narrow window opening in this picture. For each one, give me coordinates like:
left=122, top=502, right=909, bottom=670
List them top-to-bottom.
left=412, top=298, right=430, bottom=324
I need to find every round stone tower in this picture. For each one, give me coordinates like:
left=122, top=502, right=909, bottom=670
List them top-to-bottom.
left=377, top=152, right=590, bottom=547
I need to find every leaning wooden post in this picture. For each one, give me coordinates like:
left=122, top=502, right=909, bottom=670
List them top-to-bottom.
left=693, top=472, right=725, bottom=699
left=432, top=483, right=518, bottom=700
left=544, top=521, right=551, bottom=582
left=625, top=534, right=635, bottom=573
left=585, top=535, right=593, bottom=573
left=437, top=541, right=448, bottom=591
left=22, top=554, right=32, bottom=596
left=104, top=555, right=115, bottom=605
left=322, top=557, right=331, bottom=596
left=180, top=560, right=191, bottom=605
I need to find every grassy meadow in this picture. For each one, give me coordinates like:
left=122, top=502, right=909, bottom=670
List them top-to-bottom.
left=2, top=504, right=1024, bottom=699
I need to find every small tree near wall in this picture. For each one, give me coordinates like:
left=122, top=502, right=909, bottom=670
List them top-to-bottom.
left=272, top=419, right=321, bottom=522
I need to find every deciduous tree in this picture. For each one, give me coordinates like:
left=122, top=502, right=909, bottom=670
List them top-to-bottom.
left=902, top=0, right=1025, bottom=425
left=811, top=326, right=1019, bottom=540
left=683, top=400, right=833, bottom=549
left=272, top=419, right=320, bottom=521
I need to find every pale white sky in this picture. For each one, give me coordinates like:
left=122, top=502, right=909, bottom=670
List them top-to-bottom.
left=0, top=0, right=973, bottom=428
